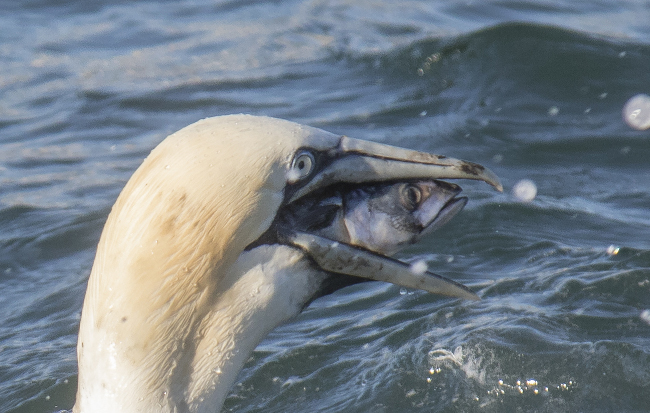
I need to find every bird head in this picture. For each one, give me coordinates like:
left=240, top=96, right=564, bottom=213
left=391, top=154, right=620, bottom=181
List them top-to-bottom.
left=75, top=114, right=502, bottom=413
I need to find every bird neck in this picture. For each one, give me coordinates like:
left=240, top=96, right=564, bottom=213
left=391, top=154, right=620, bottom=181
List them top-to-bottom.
left=74, top=244, right=324, bottom=413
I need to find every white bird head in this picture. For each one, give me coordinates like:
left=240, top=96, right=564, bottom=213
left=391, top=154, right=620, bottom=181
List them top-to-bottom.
left=74, top=114, right=501, bottom=413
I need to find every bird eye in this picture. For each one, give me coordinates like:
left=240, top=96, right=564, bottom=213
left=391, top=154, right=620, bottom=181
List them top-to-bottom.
left=289, top=151, right=315, bottom=182
left=401, top=184, right=422, bottom=211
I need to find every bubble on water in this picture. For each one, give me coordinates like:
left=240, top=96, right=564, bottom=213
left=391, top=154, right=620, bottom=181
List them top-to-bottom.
left=623, top=94, right=650, bottom=130
left=548, top=106, right=559, bottom=116
left=512, top=179, right=537, bottom=202
left=606, top=245, right=620, bottom=255
left=409, top=259, right=428, bottom=275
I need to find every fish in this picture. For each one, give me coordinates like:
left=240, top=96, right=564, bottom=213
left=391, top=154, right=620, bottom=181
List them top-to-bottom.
left=278, top=179, right=466, bottom=257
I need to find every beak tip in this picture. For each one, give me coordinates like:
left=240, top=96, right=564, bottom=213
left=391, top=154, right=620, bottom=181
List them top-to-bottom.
left=481, top=168, right=503, bottom=192
left=456, top=288, right=481, bottom=301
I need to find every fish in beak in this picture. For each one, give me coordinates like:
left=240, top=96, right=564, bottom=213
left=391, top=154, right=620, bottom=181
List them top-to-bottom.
left=256, top=134, right=502, bottom=301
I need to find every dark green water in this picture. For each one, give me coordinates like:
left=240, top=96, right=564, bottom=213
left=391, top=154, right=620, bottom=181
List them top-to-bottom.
left=1, top=1, right=649, bottom=412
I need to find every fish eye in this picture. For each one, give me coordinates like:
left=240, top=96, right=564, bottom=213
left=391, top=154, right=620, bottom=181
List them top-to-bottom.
left=289, top=150, right=315, bottom=182
left=401, top=184, right=422, bottom=211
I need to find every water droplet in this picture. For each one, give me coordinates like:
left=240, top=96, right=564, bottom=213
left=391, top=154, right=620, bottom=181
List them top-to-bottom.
left=623, top=94, right=650, bottom=130
left=285, top=168, right=301, bottom=183
left=512, top=179, right=537, bottom=202
left=409, top=260, right=428, bottom=275
left=399, top=288, right=407, bottom=295
left=640, top=309, right=650, bottom=325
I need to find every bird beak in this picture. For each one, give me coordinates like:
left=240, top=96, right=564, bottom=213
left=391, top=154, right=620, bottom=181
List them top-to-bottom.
left=288, top=135, right=502, bottom=204
left=282, top=136, right=503, bottom=301
left=284, top=231, right=480, bottom=301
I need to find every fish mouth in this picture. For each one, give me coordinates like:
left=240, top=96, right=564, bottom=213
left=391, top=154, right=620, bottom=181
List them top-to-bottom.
left=418, top=180, right=468, bottom=236
left=425, top=196, right=467, bottom=235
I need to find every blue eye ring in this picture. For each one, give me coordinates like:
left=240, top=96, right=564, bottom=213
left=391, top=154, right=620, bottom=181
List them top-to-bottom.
left=290, top=150, right=315, bottom=181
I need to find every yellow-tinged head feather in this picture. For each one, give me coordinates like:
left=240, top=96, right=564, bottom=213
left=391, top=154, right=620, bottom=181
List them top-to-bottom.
left=77, top=115, right=339, bottom=403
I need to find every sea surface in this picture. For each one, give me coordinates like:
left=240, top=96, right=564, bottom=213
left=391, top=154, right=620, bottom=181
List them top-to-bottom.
left=2, top=0, right=650, bottom=412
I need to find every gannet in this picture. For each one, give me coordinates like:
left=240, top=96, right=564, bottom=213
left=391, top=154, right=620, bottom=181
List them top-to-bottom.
left=74, top=114, right=501, bottom=413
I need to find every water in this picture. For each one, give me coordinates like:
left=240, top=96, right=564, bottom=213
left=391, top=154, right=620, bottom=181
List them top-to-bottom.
left=2, top=0, right=650, bottom=411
